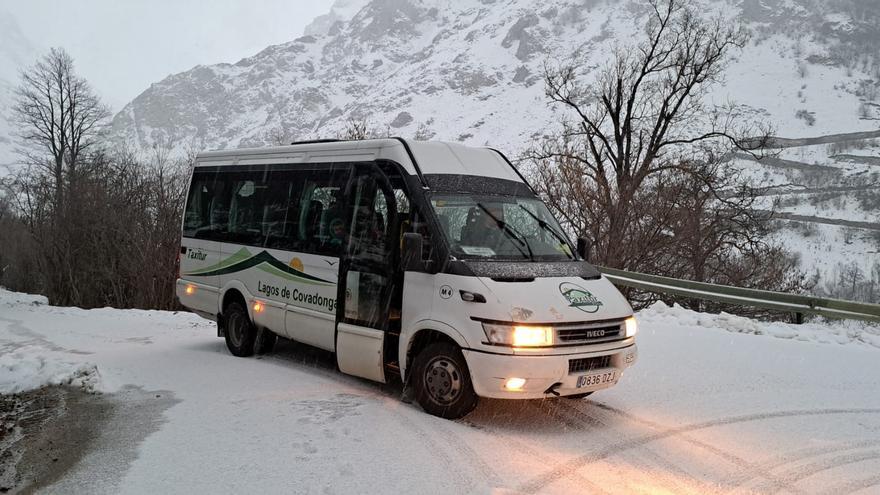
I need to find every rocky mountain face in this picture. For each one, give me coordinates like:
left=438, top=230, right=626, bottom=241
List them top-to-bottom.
left=109, top=0, right=880, bottom=148
left=110, top=0, right=880, bottom=288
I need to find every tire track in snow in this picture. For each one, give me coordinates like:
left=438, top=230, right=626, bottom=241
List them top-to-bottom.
left=0, top=315, right=92, bottom=355
left=266, top=347, right=480, bottom=492
left=381, top=398, right=478, bottom=493
left=525, top=399, right=599, bottom=430
left=551, top=399, right=721, bottom=495
left=590, top=402, right=799, bottom=493
left=516, top=407, right=880, bottom=494
left=461, top=416, right=612, bottom=495
left=429, top=419, right=503, bottom=487
left=721, top=439, right=880, bottom=492
left=755, top=449, right=880, bottom=494
left=818, top=473, right=880, bottom=495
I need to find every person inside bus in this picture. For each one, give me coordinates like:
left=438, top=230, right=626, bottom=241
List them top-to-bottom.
left=322, top=188, right=345, bottom=236
left=460, top=205, right=504, bottom=248
left=328, top=218, right=346, bottom=250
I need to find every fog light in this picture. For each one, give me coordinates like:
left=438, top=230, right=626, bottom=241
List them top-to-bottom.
left=185, top=284, right=195, bottom=295
left=505, top=377, right=526, bottom=390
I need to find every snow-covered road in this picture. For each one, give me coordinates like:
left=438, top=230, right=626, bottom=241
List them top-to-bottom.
left=2, top=289, right=880, bottom=494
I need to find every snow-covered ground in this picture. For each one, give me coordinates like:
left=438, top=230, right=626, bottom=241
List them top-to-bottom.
left=2, top=288, right=880, bottom=494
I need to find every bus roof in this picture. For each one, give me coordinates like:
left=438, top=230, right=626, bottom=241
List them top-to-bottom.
left=195, top=138, right=524, bottom=185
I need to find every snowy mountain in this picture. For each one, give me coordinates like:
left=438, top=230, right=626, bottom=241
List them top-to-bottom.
left=108, top=0, right=880, bottom=286
left=303, top=0, right=371, bottom=36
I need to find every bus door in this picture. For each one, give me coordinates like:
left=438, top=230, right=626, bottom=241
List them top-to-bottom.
left=336, top=163, right=399, bottom=382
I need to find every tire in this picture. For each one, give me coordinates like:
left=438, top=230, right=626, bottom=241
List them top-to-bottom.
left=224, top=302, right=256, bottom=357
left=253, top=328, right=277, bottom=355
left=412, top=342, right=478, bottom=419
left=564, top=391, right=594, bottom=400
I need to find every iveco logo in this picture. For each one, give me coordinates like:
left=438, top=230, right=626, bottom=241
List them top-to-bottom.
left=584, top=329, right=606, bottom=338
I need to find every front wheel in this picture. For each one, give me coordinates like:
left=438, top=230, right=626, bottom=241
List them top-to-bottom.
left=412, top=342, right=478, bottom=419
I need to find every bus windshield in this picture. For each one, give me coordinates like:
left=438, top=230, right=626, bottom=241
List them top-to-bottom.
left=430, top=193, right=575, bottom=261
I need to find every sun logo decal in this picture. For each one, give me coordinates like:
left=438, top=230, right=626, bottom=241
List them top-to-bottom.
left=289, top=257, right=304, bottom=272
left=559, top=282, right=603, bottom=313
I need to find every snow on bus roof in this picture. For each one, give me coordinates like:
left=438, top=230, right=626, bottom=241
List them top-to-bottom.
left=195, top=138, right=523, bottom=184
left=406, top=140, right=521, bottom=182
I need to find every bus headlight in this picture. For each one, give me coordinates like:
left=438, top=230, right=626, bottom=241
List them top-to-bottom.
left=624, top=316, right=638, bottom=337
left=482, top=323, right=554, bottom=347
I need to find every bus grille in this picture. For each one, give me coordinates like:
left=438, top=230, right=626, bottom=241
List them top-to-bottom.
left=556, top=324, right=622, bottom=343
left=568, top=355, right=612, bottom=374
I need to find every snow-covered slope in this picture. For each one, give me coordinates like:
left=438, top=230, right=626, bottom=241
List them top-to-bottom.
left=108, top=0, right=880, bottom=286
left=109, top=0, right=880, bottom=151
left=303, top=0, right=371, bottom=36
left=2, top=287, right=879, bottom=493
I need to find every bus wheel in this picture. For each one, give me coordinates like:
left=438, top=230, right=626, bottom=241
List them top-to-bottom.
left=224, top=302, right=256, bottom=357
left=254, top=328, right=277, bottom=355
left=412, top=342, right=478, bottom=419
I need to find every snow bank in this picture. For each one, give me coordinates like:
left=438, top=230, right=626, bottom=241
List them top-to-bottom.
left=1, top=288, right=101, bottom=394
left=0, top=289, right=48, bottom=306
left=639, top=301, right=880, bottom=350
left=0, top=345, right=100, bottom=394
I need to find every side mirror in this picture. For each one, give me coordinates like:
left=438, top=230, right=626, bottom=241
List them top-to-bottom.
left=402, top=232, right=424, bottom=271
left=576, top=236, right=591, bottom=262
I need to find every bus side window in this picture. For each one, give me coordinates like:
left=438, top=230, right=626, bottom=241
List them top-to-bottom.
left=295, top=166, right=350, bottom=256
left=226, top=169, right=270, bottom=245
left=263, top=170, right=300, bottom=250
left=183, top=171, right=215, bottom=238
left=183, top=171, right=230, bottom=240
left=408, top=208, right=434, bottom=261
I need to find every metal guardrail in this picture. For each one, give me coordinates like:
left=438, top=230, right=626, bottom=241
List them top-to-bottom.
left=598, top=266, right=880, bottom=323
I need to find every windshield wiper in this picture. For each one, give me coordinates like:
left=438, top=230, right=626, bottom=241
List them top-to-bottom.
left=475, top=203, right=533, bottom=260
left=518, top=205, right=575, bottom=260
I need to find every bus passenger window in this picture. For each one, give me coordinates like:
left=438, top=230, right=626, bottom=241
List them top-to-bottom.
left=295, top=167, right=350, bottom=256
left=182, top=170, right=236, bottom=240
left=183, top=172, right=218, bottom=238
left=262, top=172, right=299, bottom=249
left=227, top=179, right=268, bottom=245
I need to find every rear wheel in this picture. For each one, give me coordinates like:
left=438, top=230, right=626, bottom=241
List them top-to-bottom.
left=224, top=302, right=256, bottom=357
left=254, top=328, right=277, bottom=355
left=412, top=342, right=478, bottom=419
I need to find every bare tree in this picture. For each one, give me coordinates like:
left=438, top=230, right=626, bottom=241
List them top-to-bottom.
left=526, top=0, right=802, bottom=309
left=529, top=0, right=763, bottom=265
left=12, top=47, right=110, bottom=211
left=340, top=116, right=393, bottom=140
left=342, top=117, right=371, bottom=140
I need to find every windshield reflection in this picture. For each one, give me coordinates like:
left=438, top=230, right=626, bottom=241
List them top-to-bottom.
left=430, top=194, right=574, bottom=261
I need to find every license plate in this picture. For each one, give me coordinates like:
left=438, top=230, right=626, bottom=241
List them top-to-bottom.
left=576, top=370, right=616, bottom=388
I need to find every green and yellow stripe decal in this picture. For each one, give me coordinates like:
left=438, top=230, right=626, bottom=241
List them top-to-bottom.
left=185, top=248, right=335, bottom=286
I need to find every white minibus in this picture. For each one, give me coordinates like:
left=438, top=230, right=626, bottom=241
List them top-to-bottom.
left=177, top=138, right=638, bottom=418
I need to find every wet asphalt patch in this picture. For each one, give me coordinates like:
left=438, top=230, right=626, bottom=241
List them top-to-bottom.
left=0, top=385, right=177, bottom=494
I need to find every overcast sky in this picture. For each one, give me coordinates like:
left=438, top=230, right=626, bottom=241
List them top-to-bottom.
left=2, top=1, right=332, bottom=111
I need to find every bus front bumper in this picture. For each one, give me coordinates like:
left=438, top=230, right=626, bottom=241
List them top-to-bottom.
left=462, top=343, right=637, bottom=400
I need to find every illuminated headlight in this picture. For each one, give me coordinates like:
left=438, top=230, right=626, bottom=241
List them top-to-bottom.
left=624, top=316, right=638, bottom=337
left=482, top=323, right=554, bottom=347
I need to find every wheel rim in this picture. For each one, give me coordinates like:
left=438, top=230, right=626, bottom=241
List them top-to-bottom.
left=228, top=312, right=244, bottom=347
left=424, top=356, right=462, bottom=405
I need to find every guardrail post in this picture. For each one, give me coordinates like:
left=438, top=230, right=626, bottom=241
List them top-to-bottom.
left=795, top=312, right=804, bottom=325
